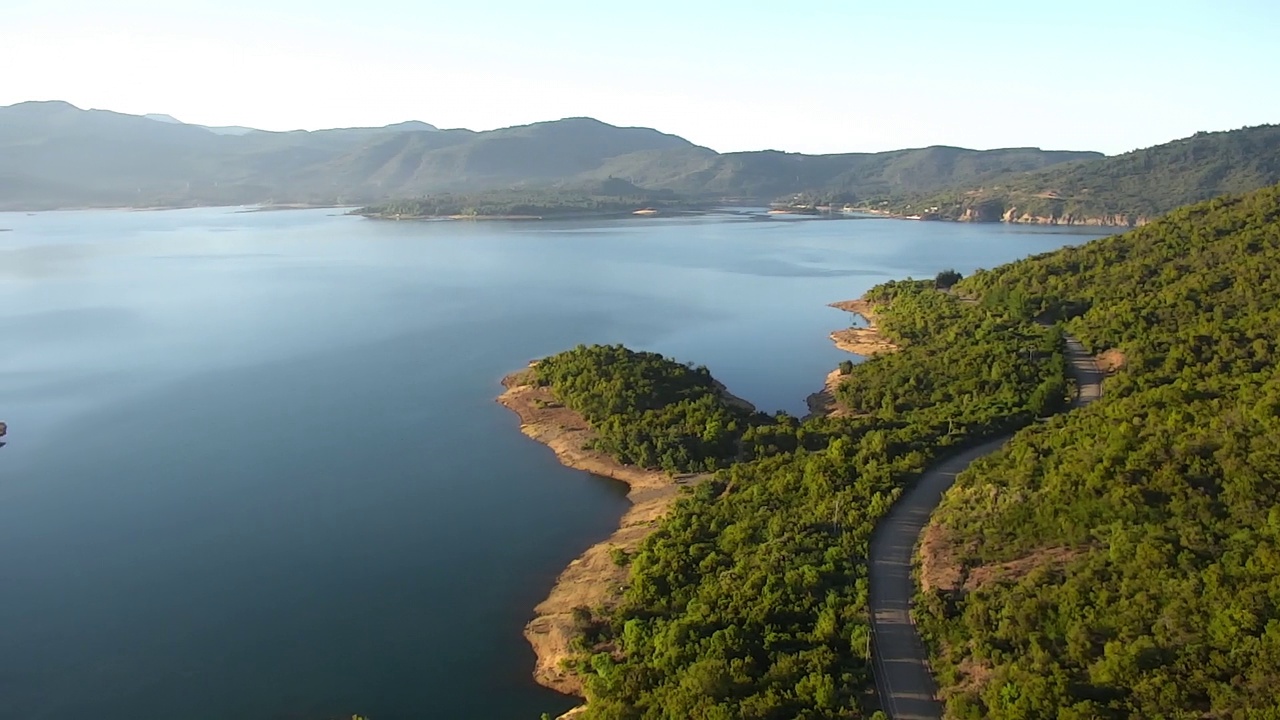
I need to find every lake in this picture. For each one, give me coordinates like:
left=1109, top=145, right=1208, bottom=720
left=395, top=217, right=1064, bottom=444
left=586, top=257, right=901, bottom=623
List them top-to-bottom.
left=0, top=207, right=1113, bottom=719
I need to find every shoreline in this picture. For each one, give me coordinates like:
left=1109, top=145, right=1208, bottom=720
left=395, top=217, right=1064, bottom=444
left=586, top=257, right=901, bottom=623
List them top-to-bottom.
left=848, top=205, right=1145, bottom=227
left=804, top=297, right=898, bottom=420
left=827, top=298, right=899, bottom=357
left=503, top=300, right=885, bottom=715
left=804, top=367, right=849, bottom=420
left=497, top=368, right=713, bottom=714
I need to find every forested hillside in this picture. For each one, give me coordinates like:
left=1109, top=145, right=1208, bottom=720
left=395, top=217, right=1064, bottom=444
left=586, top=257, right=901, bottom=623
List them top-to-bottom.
left=0, top=100, right=1094, bottom=210
left=9, top=100, right=1278, bottom=217
left=876, top=124, right=1280, bottom=226
left=590, top=145, right=1099, bottom=201
left=918, top=184, right=1280, bottom=718
left=534, top=281, right=1069, bottom=718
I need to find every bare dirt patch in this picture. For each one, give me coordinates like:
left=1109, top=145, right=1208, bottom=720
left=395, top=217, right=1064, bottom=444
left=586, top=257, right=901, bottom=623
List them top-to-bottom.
left=828, top=298, right=898, bottom=357
left=1095, top=348, right=1127, bottom=374
left=805, top=368, right=854, bottom=420
left=918, top=523, right=966, bottom=593
left=920, top=529, right=1085, bottom=595
left=962, top=546, right=1085, bottom=592
left=949, top=656, right=996, bottom=698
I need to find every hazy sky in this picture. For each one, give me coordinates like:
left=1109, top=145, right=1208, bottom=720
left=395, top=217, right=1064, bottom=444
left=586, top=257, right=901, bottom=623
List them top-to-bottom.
left=4, top=0, right=1277, bottom=154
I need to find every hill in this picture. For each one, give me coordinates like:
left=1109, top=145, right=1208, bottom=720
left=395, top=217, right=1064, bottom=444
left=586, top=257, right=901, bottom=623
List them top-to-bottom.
left=0, top=100, right=1097, bottom=210
left=0, top=101, right=459, bottom=208
left=878, top=124, right=1280, bottom=225
left=586, top=145, right=1100, bottom=201
left=918, top=183, right=1280, bottom=717
left=503, top=185, right=1280, bottom=718
left=514, top=281, right=1077, bottom=715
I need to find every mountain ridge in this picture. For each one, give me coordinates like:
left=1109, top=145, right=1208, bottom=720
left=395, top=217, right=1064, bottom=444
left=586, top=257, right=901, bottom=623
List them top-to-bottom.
left=0, top=100, right=1100, bottom=210
left=870, top=124, right=1280, bottom=226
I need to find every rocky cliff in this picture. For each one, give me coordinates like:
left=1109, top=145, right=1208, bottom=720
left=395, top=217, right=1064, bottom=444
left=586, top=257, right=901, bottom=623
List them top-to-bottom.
left=939, top=199, right=1147, bottom=226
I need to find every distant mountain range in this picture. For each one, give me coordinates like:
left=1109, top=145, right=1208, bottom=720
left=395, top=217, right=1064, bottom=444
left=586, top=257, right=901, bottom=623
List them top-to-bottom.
left=0, top=100, right=1100, bottom=211
left=876, top=124, right=1280, bottom=225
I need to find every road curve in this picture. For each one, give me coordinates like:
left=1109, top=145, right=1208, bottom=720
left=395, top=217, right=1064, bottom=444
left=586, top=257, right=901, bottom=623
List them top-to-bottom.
left=867, top=334, right=1103, bottom=719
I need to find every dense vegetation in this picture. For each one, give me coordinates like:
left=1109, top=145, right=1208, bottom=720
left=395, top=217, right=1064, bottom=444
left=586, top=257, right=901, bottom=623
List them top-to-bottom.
left=876, top=124, right=1280, bottom=225
left=692, top=146, right=1098, bottom=204
left=360, top=180, right=693, bottom=219
left=918, top=183, right=1280, bottom=718
left=535, top=281, right=1069, bottom=718
left=533, top=344, right=759, bottom=473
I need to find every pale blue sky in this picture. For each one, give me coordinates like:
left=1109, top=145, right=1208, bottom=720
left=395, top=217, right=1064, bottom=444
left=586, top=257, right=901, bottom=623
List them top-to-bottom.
left=4, top=0, right=1277, bottom=154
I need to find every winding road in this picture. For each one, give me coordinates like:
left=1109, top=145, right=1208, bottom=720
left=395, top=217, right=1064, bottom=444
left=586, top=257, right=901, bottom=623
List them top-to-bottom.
left=867, top=334, right=1104, bottom=719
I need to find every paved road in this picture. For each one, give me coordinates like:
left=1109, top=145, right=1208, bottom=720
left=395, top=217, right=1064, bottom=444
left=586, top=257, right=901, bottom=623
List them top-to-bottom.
left=867, top=334, right=1103, bottom=719
left=1064, top=335, right=1104, bottom=408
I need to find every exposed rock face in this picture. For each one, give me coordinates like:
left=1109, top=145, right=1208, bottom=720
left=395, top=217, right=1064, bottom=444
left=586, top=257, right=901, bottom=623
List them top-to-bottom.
left=917, top=199, right=1148, bottom=227
left=957, top=199, right=1008, bottom=223
left=999, top=207, right=1148, bottom=227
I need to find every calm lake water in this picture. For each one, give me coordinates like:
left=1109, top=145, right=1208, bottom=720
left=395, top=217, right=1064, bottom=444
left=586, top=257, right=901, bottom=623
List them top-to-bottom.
left=0, top=208, right=1113, bottom=719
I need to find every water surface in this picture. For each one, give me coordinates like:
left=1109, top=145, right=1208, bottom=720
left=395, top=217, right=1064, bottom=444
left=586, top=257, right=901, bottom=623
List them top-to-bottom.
left=0, top=208, right=1113, bottom=719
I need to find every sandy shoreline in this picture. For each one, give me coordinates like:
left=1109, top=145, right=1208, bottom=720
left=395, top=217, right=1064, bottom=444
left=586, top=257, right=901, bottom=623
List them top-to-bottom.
left=803, top=297, right=898, bottom=419
left=827, top=298, right=898, bottom=357
left=804, top=367, right=850, bottom=420
left=497, top=368, right=712, bottom=715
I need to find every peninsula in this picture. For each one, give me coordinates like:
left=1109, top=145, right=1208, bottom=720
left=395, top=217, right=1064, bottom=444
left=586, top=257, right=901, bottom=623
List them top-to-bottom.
left=502, top=183, right=1280, bottom=719
left=502, top=273, right=1071, bottom=717
left=501, top=304, right=898, bottom=695
left=496, top=345, right=760, bottom=710
left=497, top=367, right=712, bottom=697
